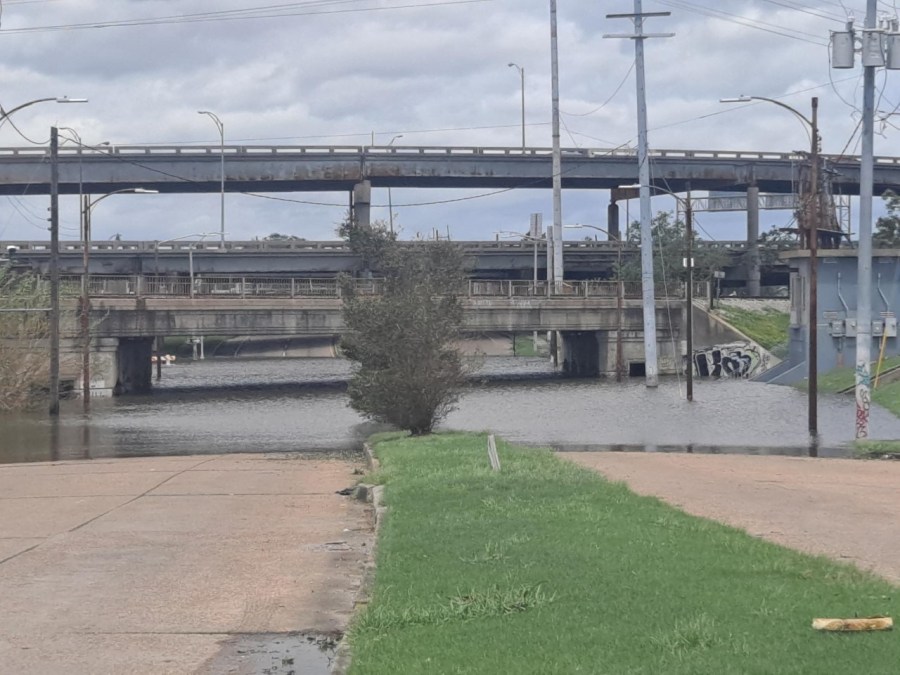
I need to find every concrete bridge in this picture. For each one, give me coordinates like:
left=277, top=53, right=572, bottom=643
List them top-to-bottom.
left=0, top=144, right=897, bottom=196
left=6, top=237, right=786, bottom=287
left=58, top=275, right=687, bottom=395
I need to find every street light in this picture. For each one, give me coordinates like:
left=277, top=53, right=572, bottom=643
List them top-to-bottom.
left=507, top=62, right=526, bottom=151
left=722, top=95, right=820, bottom=442
left=10, top=97, right=91, bottom=417
left=197, top=111, right=225, bottom=247
left=387, top=135, right=403, bottom=234
left=80, top=188, right=158, bottom=411
left=565, top=223, right=626, bottom=382
left=154, top=232, right=224, bottom=297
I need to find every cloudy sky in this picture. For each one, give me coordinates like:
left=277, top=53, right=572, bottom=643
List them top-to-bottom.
left=0, top=0, right=896, bottom=244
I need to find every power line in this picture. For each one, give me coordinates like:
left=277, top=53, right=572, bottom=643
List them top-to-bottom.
left=0, top=0, right=492, bottom=35
left=651, top=0, right=829, bottom=45
left=561, top=60, right=636, bottom=118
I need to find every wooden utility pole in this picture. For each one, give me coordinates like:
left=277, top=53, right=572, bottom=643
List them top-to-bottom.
left=808, top=97, right=819, bottom=440
left=49, top=126, right=60, bottom=416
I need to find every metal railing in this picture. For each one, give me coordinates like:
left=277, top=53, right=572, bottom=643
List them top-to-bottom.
left=1, top=143, right=894, bottom=165
left=5, top=238, right=758, bottom=254
left=56, top=274, right=686, bottom=300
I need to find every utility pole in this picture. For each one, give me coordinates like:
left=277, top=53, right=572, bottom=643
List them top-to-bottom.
left=549, top=0, right=563, bottom=291
left=831, top=0, right=898, bottom=438
left=855, top=0, right=877, bottom=438
left=605, top=1, right=673, bottom=387
left=808, top=97, right=819, bottom=440
left=49, top=126, right=60, bottom=416
left=685, top=189, right=693, bottom=402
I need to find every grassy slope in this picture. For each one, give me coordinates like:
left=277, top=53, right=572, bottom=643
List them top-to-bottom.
left=715, top=306, right=789, bottom=352
left=350, top=434, right=899, bottom=675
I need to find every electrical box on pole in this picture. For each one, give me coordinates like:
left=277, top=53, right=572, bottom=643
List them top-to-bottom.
left=831, top=28, right=855, bottom=68
left=862, top=29, right=886, bottom=66
left=886, top=31, right=900, bottom=69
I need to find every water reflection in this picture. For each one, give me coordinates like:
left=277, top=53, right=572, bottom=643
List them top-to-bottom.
left=1, top=356, right=898, bottom=465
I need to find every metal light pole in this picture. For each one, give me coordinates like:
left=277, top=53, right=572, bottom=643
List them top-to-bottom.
left=508, top=62, right=526, bottom=151
left=721, top=95, right=820, bottom=439
left=27, top=98, right=89, bottom=416
left=197, top=111, right=225, bottom=247
left=387, top=134, right=403, bottom=234
left=80, top=188, right=158, bottom=410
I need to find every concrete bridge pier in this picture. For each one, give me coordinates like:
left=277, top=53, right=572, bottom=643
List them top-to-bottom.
left=352, top=180, right=372, bottom=228
left=746, top=185, right=761, bottom=297
left=68, top=337, right=120, bottom=398
left=115, top=337, right=154, bottom=395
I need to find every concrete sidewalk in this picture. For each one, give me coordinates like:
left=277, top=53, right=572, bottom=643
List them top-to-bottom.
left=0, top=454, right=373, bottom=674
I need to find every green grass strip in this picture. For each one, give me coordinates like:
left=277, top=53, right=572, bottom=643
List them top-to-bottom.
left=715, top=306, right=789, bottom=352
left=349, top=433, right=899, bottom=675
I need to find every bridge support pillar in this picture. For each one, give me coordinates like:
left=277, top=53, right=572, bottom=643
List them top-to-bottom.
left=352, top=180, right=372, bottom=228
left=747, top=185, right=761, bottom=296
left=607, top=200, right=620, bottom=242
left=69, top=337, right=119, bottom=398
left=115, top=337, right=154, bottom=395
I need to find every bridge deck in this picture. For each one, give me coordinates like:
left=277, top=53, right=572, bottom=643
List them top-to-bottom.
left=0, top=144, right=894, bottom=195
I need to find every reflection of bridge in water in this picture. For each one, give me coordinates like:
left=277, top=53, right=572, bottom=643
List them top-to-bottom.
left=56, top=275, right=691, bottom=396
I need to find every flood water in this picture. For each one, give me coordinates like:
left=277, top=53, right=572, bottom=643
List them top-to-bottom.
left=2, top=356, right=900, bottom=465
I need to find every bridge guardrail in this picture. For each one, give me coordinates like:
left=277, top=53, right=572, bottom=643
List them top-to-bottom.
left=1, top=144, right=893, bottom=165
left=5, top=238, right=755, bottom=254
left=58, top=274, right=686, bottom=300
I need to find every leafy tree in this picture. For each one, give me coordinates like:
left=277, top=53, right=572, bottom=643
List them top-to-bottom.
left=875, top=190, right=900, bottom=247
left=618, top=211, right=729, bottom=283
left=339, top=221, right=469, bottom=435
left=756, top=224, right=798, bottom=265
left=263, top=233, right=304, bottom=241
left=0, top=267, right=51, bottom=410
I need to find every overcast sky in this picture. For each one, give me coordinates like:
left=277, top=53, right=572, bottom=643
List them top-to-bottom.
left=0, top=0, right=897, bottom=244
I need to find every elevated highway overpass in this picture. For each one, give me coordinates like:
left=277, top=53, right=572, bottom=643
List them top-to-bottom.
left=0, top=144, right=897, bottom=196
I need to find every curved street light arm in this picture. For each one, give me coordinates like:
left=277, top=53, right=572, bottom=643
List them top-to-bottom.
left=721, top=95, right=813, bottom=144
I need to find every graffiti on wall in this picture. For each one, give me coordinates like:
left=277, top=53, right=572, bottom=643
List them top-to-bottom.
left=692, top=342, right=766, bottom=379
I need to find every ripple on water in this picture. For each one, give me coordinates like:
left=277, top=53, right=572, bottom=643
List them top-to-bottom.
left=1, top=357, right=898, bottom=464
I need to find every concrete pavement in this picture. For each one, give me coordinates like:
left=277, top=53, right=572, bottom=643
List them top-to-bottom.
left=0, top=454, right=373, bottom=674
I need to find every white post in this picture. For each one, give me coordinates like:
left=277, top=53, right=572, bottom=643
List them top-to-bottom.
left=549, top=0, right=564, bottom=291
left=634, top=0, right=658, bottom=387
left=855, top=0, right=878, bottom=438
left=604, top=3, right=672, bottom=387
